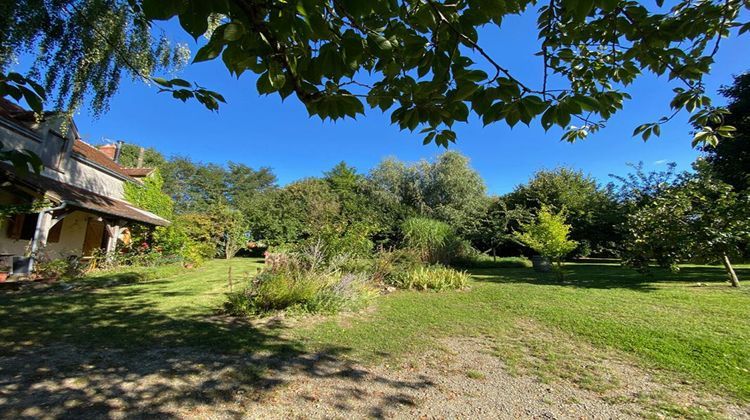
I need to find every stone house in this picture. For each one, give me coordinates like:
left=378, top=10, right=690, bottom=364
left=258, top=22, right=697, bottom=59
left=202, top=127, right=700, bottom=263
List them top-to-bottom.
left=0, top=99, right=169, bottom=274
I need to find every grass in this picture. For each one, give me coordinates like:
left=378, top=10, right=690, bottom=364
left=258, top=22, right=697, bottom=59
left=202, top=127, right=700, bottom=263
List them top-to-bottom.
left=0, top=258, right=269, bottom=352
left=1, top=258, right=748, bottom=407
left=302, top=263, right=750, bottom=403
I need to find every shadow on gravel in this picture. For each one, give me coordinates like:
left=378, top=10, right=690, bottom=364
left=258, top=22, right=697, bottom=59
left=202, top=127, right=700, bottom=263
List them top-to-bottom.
left=468, top=264, right=749, bottom=292
left=0, top=278, right=433, bottom=418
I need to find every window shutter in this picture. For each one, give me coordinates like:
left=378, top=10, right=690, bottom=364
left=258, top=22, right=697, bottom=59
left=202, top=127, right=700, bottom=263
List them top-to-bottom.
left=7, top=214, right=25, bottom=240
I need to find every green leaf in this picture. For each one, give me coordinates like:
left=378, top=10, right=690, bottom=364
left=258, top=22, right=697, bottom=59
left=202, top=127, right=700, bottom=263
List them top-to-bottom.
left=142, top=0, right=184, bottom=20
left=573, top=0, right=594, bottom=22
left=178, top=1, right=213, bottom=39
left=222, top=22, right=245, bottom=42
left=368, top=34, right=393, bottom=53
left=193, top=42, right=223, bottom=63
left=268, top=62, right=286, bottom=89
left=169, top=78, right=192, bottom=88
left=19, top=86, right=43, bottom=113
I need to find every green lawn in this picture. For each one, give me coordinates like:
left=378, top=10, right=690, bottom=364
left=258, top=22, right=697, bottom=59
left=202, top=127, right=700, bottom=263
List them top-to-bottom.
left=1, top=259, right=748, bottom=404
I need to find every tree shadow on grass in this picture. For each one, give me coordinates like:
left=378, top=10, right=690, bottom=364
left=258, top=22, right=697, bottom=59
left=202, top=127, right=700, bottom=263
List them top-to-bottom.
left=468, top=264, right=750, bottom=292
left=0, top=272, right=434, bottom=418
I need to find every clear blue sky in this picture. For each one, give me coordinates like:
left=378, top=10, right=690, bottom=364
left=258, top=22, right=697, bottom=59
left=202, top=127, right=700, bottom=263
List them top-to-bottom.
left=62, top=9, right=748, bottom=195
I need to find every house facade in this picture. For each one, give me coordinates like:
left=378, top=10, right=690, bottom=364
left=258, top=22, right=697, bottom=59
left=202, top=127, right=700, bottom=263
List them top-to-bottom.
left=0, top=99, right=169, bottom=274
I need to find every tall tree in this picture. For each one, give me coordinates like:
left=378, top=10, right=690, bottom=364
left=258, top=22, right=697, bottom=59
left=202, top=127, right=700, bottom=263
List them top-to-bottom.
left=0, top=0, right=191, bottom=115
left=701, top=71, right=750, bottom=193
left=118, top=143, right=167, bottom=168
left=368, top=151, right=486, bottom=237
left=623, top=162, right=750, bottom=287
left=506, top=168, right=623, bottom=256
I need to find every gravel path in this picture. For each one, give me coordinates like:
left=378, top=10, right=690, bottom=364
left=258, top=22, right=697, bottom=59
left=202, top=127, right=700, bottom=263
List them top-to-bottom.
left=2, top=333, right=747, bottom=419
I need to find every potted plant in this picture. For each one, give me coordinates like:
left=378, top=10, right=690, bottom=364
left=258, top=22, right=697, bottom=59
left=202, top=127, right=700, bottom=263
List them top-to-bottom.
left=514, top=205, right=578, bottom=275
left=0, top=264, right=9, bottom=282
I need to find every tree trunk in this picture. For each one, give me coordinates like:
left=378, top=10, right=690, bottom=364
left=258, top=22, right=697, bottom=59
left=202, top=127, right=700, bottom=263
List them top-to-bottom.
left=721, top=254, right=740, bottom=287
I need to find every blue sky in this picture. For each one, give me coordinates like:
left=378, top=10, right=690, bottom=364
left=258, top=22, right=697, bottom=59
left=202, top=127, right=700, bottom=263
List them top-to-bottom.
left=61, top=9, right=748, bottom=195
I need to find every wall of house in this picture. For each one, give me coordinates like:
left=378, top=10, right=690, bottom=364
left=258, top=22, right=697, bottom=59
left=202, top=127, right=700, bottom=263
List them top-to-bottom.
left=0, top=115, right=126, bottom=199
left=45, top=158, right=125, bottom=200
left=0, top=190, right=32, bottom=259
left=0, top=203, right=97, bottom=262
left=43, top=211, right=91, bottom=257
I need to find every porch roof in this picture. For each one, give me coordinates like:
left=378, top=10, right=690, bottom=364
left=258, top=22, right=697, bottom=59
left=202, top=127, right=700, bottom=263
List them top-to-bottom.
left=1, top=165, right=169, bottom=226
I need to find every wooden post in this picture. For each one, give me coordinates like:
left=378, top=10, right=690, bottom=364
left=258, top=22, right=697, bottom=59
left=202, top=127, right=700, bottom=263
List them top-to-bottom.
left=104, top=220, right=124, bottom=261
left=722, top=254, right=740, bottom=287
left=228, top=266, right=233, bottom=292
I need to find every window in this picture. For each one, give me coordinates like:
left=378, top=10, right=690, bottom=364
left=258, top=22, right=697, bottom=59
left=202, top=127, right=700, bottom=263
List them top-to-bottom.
left=45, top=131, right=68, bottom=171
left=6, top=213, right=39, bottom=240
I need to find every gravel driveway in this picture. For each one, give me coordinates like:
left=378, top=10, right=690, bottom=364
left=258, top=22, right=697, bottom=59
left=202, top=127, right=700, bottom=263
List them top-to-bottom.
left=2, top=333, right=747, bottom=419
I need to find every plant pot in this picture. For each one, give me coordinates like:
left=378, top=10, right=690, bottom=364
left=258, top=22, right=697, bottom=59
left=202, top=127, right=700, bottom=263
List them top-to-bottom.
left=531, top=256, right=552, bottom=272
left=0, top=272, right=8, bottom=282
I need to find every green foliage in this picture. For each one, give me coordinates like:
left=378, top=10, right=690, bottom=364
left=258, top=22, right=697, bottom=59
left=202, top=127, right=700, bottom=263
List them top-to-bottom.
left=129, top=0, right=744, bottom=147
left=0, top=1, right=191, bottom=115
left=0, top=72, right=44, bottom=174
left=701, top=72, right=750, bottom=193
left=117, top=144, right=166, bottom=168
left=368, top=152, right=487, bottom=237
left=609, top=161, right=679, bottom=208
left=623, top=163, right=750, bottom=284
left=506, top=167, right=623, bottom=256
left=123, top=170, right=174, bottom=219
left=472, top=197, right=532, bottom=258
left=0, top=198, right=50, bottom=218
left=168, top=205, right=249, bottom=260
left=514, top=205, right=578, bottom=263
left=212, top=206, right=248, bottom=259
left=401, top=217, right=465, bottom=264
left=313, top=222, right=375, bottom=259
left=151, top=223, right=212, bottom=266
left=371, top=249, right=424, bottom=285
left=223, top=255, right=375, bottom=317
left=454, top=255, right=533, bottom=269
left=33, top=258, right=73, bottom=280
left=390, top=265, right=469, bottom=291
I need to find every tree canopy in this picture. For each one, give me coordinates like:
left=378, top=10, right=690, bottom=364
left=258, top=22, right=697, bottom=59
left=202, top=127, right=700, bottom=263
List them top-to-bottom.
left=1, top=0, right=191, bottom=115
left=2, top=0, right=747, bottom=147
left=701, top=71, right=750, bottom=193
left=623, top=162, right=750, bottom=286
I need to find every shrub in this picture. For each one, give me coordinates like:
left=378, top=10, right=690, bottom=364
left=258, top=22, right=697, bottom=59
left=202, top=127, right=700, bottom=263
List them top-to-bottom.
left=514, top=205, right=577, bottom=269
left=401, top=217, right=465, bottom=264
left=152, top=224, right=213, bottom=266
left=371, top=249, right=423, bottom=285
left=224, top=253, right=376, bottom=317
left=453, top=255, right=532, bottom=269
left=33, top=258, right=70, bottom=280
left=390, top=265, right=469, bottom=291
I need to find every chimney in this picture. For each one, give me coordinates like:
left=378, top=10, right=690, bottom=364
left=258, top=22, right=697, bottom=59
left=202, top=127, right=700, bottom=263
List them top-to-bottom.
left=114, top=140, right=124, bottom=163
left=98, top=143, right=117, bottom=160
left=136, top=147, right=145, bottom=168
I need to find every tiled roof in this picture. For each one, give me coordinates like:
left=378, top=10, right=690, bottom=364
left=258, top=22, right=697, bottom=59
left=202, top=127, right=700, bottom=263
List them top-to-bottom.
left=0, top=98, right=39, bottom=125
left=72, top=140, right=131, bottom=178
left=0, top=164, right=169, bottom=226
left=121, top=167, right=156, bottom=177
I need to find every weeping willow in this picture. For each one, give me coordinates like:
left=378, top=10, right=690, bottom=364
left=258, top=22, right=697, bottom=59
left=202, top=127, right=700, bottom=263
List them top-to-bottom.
left=0, top=0, right=191, bottom=116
